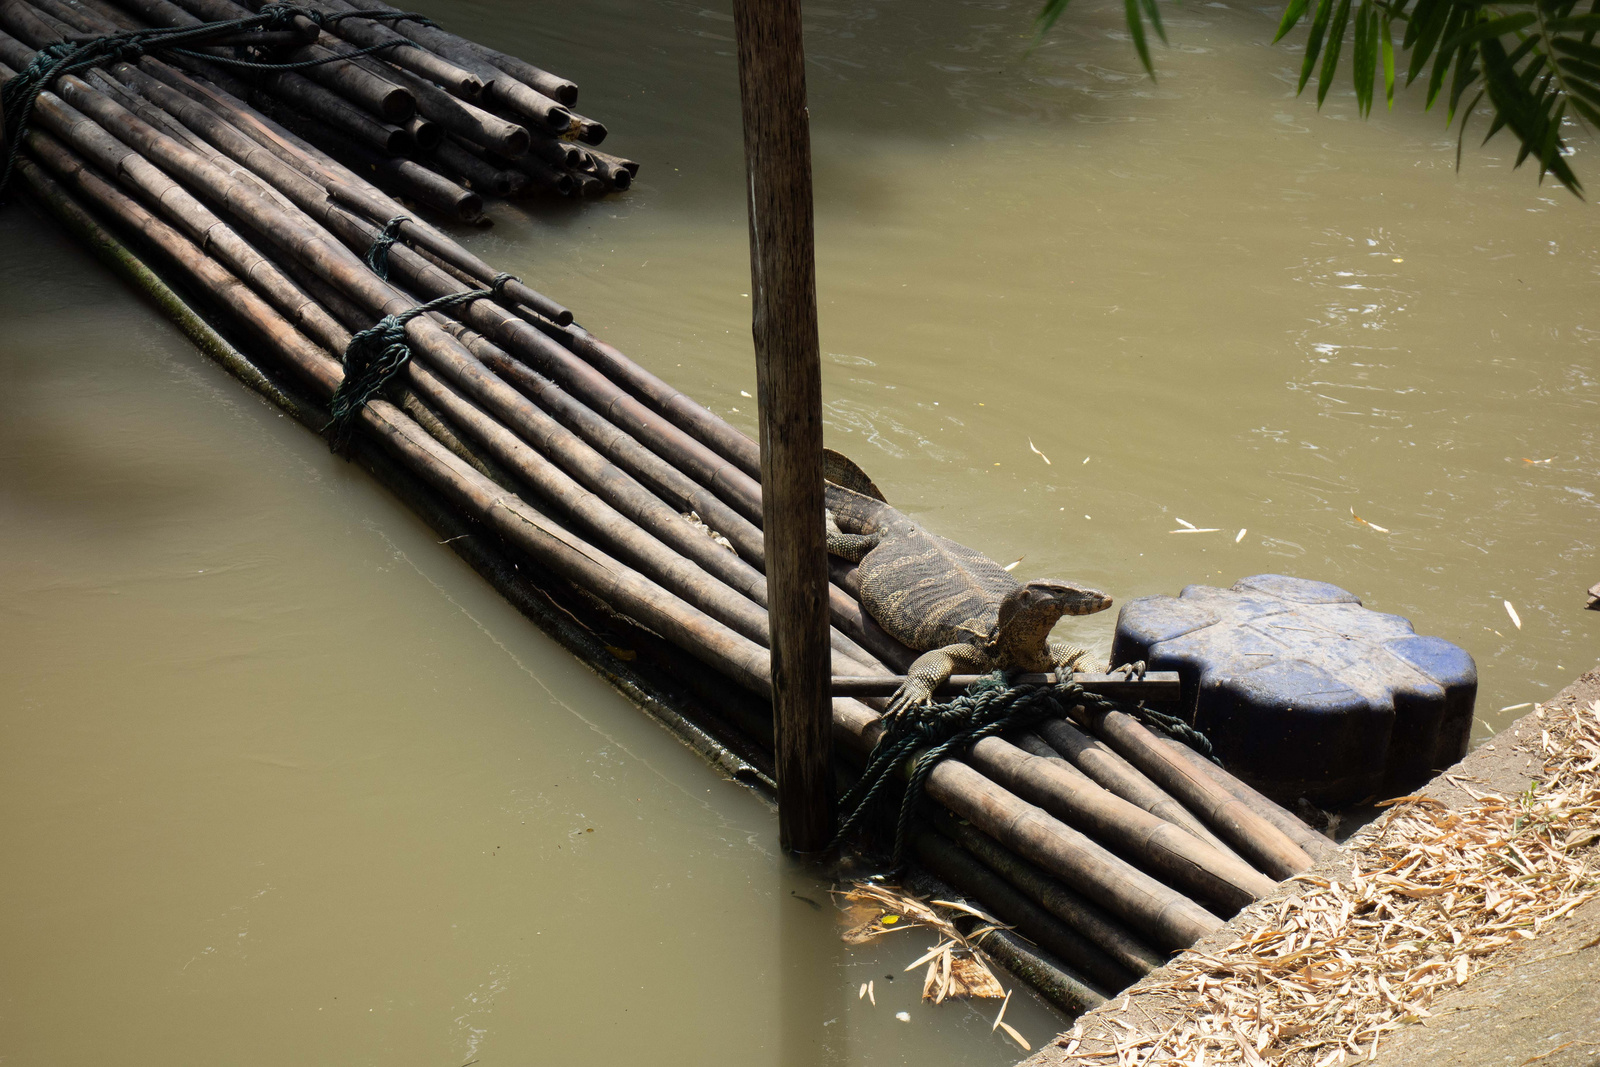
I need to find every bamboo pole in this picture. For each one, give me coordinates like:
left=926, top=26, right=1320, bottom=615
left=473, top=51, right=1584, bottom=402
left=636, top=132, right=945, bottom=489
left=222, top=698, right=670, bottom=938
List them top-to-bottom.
left=161, top=0, right=418, bottom=121
left=348, top=0, right=578, bottom=106
left=304, top=6, right=484, bottom=100
left=79, top=54, right=903, bottom=682
left=130, top=60, right=572, bottom=323
left=831, top=698, right=1223, bottom=951
left=1069, top=704, right=1315, bottom=880
left=1035, top=715, right=1244, bottom=862
left=972, top=734, right=1278, bottom=910
left=1156, top=736, right=1337, bottom=861
left=926, top=807, right=1168, bottom=979
left=911, top=826, right=1132, bottom=996
left=913, top=829, right=1111, bottom=1010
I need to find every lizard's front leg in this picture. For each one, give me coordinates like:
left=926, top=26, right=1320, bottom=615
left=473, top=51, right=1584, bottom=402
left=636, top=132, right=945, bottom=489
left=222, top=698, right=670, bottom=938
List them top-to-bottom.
left=887, top=643, right=991, bottom=718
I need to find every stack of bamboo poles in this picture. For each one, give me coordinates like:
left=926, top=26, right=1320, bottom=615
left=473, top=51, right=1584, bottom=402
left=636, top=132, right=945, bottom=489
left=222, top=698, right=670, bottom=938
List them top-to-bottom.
left=1, top=0, right=635, bottom=222
left=0, top=3, right=1338, bottom=1016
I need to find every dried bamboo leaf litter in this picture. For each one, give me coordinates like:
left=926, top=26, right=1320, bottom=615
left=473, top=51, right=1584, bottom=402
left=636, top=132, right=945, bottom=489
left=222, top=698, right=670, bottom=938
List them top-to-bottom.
left=1049, top=698, right=1600, bottom=1066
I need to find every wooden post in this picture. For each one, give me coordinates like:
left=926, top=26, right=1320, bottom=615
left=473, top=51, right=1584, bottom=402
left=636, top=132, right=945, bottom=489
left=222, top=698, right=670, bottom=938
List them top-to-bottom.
left=732, top=0, right=833, bottom=854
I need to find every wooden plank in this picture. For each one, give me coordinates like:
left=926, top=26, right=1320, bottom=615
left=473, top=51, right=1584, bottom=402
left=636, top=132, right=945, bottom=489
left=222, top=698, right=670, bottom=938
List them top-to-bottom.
left=732, top=0, right=833, bottom=854
left=828, top=671, right=1182, bottom=701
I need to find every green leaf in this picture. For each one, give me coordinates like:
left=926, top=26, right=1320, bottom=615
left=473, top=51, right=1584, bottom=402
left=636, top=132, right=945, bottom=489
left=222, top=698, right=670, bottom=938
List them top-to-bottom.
left=1032, top=0, right=1074, bottom=41
left=1126, top=0, right=1155, bottom=77
left=1141, top=0, right=1168, bottom=43
left=1276, top=0, right=1312, bottom=42
left=1300, top=0, right=1337, bottom=92
left=1318, top=0, right=1354, bottom=105
left=1402, top=0, right=1443, bottom=51
left=1407, top=0, right=1455, bottom=83
left=1354, top=1, right=1377, bottom=115
left=1424, top=4, right=1466, bottom=105
left=1440, top=12, right=1538, bottom=53
left=1546, top=13, right=1600, bottom=31
left=1383, top=15, right=1397, bottom=105
left=1478, top=34, right=1581, bottom=191
left=1552, top=36, right=1600, bottom=65
left=1446, top=40, right=1480, bottom=121
left=1554, top=54, right=1600, bottom=85
left=1568, top=93, right=1600, bottom=127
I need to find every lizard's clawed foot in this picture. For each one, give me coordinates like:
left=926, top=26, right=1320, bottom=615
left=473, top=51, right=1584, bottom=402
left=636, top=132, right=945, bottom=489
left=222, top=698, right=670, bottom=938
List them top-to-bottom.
left=1115, top=660, right=1148, bottom=681
left=886, top=680, right=935, bottom=719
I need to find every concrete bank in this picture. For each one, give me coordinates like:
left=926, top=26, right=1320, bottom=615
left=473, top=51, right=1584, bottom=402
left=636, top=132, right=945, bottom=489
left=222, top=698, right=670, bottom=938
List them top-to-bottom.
left=1018, top=668, right=1600, bottom=1067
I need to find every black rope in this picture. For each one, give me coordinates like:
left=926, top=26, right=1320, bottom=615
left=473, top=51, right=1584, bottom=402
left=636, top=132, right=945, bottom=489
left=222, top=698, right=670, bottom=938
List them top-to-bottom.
left=0, top=4, right=436, bottom=203
left=363, top=214, right=410, bottom=280
left=324, top=285, right=494, bottom=451
left=832, top=673, right=1215, bottom=871
left=1130, top=703, right=1217, bottom=760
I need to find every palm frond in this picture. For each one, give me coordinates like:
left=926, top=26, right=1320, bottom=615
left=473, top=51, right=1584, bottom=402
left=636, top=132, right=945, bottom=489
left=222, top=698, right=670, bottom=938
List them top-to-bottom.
left=1034, top=0, right=1600, bottom=193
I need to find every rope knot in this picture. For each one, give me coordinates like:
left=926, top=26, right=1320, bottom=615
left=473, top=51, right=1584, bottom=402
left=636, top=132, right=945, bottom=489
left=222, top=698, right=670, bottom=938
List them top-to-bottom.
left=363, top=214, right=410, bottom=281
left=323, top=284, right=500, bottom=451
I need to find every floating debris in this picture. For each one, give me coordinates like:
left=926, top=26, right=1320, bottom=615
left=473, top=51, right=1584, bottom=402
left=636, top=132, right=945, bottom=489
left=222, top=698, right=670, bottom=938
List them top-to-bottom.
left=1028, top=439, right=1052, bottom=465
left=1350, top=506, right=1390, bottom=533
left=1175, top=518, right=1197, bottom=530
left=1236, top=528, right=1247, bottom=543
left=1003, top=557, right=1024, bottom=572
left=1505, top=600, right=1523, bottom=629
left=1501, top=702, right=1533, bottom=713
left=836, top=882, right=1007, bottom=1002
left=991, top=989, right=1011, bottom=1032
left=895, top=1012, right=911, bottom=1022
left=998, top=1020, right=1031, bottom=1051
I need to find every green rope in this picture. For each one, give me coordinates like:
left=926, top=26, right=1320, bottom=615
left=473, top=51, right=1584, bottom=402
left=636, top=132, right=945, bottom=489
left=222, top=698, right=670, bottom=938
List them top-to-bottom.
left=0, top=4, right=435, bottom=203
left=363, top=214, right=410, bottom=280
left=325, top=276, right=514, bottom=450
left=833, top=673, right=1215, bottom=870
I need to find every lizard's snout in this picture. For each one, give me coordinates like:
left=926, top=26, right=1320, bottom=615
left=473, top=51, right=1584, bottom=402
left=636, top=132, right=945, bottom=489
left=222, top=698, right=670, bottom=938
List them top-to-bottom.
left=1022, top=579, right=1113, bottom=616
left=1062, top=590, right=1113, bottom=616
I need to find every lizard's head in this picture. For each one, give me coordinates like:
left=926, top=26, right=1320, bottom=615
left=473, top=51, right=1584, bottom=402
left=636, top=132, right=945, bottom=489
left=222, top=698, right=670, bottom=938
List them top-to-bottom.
left=996, top=579, right=1113, bottom=642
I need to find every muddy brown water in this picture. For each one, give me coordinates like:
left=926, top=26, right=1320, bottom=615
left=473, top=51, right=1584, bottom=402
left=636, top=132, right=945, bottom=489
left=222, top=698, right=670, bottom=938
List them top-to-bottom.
left=2, top=0, right=1596, bottom=1062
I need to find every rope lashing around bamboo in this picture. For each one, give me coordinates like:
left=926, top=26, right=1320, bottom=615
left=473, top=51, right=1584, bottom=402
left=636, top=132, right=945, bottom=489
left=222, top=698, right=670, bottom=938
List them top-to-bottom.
left=0, top=3, right=437, bottom=200
left=363, top=214, right=410, bottom=280
left=326, top=277, right=516, bottom=450
left=834, top=675, right=1221, bottom=870
left=1131, top=703, right=1217, bottom=762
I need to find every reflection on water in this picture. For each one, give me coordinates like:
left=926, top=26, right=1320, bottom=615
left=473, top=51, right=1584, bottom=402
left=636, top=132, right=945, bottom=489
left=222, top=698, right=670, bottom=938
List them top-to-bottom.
left=2, top=0, right=1597, bottom=1062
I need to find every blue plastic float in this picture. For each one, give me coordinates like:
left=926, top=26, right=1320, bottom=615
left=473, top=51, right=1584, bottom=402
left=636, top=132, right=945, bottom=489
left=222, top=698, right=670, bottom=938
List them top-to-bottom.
left=1111, top=574, right=1476, bottom=806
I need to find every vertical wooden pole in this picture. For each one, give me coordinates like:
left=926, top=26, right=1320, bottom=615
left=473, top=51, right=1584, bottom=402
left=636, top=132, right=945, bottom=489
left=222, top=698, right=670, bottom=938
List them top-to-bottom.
left=732, top=0, right=834, bottom=854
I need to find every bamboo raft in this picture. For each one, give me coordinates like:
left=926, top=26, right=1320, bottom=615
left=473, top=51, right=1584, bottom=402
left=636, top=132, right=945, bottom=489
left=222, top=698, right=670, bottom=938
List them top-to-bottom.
left=0, top=0, right=1338, bottom=1015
